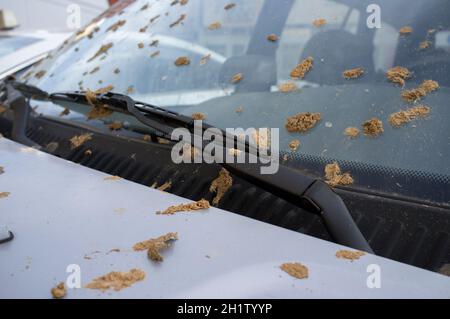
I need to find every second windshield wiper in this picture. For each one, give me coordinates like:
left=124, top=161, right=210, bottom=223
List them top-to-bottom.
left=3, top=80, right=374, bottom=253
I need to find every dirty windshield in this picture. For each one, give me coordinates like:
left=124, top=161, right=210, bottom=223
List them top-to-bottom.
left=21, top=0, right=450, bottom=191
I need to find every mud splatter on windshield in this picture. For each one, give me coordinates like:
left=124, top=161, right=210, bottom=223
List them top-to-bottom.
left=224, top=3, right=236, bottom=10
left=170, top=14, right=186, bottom=28
left=313, top=18, right=327, bottom=28
left=106, top=20, right=126, bottom=32
left=208, top=22, right=222, bottom=30
left=399, top=26, right=413, bottom=35
left=267, top=34, right=278, bottom=42
left=87, top=43, right=113, bottom=62
left=175, top=56, right=190, bottom=66
left=290, top=57, right=313, bottom=79
left=386, top=66, right=411, bottom=87
left=343, top=67, right=364, bottom=79
left=34, top=70, right=46, bottom=79
left=230, top=73, right=243, bottom=84
left=402, top=80, right=439, bottom=103
left=278, top=82, right=298, bottom=93
left=389, top=105, right=430, bottom=127
left=59, top=108, right=70, bottom=117
left=192, top=112, right=206, bottom=120
left=285, top=112, right=321, bottom=133
left=362, top=118, right=384, bottom=137
left=108, top=121, right=123, bottom=131
left=344, top=127, right=360, bottom=138
left=288, top=139, right=300, bottom=151
left=325, top=162, right=354, bottom=187
left=0, top=192, right=10, bottom=199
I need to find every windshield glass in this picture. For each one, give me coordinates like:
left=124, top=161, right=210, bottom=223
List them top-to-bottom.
left=19, top=0, right=450, bottom=198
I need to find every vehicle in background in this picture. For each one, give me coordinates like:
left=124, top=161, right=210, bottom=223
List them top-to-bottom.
left=0, top=9, right=70, bottom=79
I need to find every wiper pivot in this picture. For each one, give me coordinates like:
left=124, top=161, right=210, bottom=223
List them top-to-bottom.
left=2, top=80, right=43, bottom=147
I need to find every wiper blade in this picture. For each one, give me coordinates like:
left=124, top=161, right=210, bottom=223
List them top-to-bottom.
left=6, top=83, right=374, bottom=253
left=51, top=90, right=194, bottom=139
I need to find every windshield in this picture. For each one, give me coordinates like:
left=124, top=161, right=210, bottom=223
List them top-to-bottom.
left=18, top=0, right=450, bottom=200
left=0, top=35, right=41, bottom=58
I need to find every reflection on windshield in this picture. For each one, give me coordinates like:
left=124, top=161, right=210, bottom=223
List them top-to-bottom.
left=19, top=0, right=450, bottom=179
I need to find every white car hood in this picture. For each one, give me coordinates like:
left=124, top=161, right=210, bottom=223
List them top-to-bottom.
left=0, top=137, right=449, bottom=299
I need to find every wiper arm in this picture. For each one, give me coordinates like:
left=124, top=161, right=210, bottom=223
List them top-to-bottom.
left=0, top=79, right=47, bottom=147
left=7, top=80, right=49, bottom=100
left=4, top=82, right=374, bottom=253
left=51, top=90, right=196, bottom=139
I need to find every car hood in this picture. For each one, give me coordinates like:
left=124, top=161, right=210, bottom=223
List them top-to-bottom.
left=0, top=137, right=449, bottom=298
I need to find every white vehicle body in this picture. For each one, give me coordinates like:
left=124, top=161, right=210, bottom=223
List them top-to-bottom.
left=0, top=137, right=449, bottom=299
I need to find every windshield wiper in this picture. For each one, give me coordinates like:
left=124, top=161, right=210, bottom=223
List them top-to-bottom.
left=0, top=79, right=48, bottom=147
left=2, top=79, right=374, bottom=253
